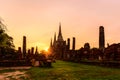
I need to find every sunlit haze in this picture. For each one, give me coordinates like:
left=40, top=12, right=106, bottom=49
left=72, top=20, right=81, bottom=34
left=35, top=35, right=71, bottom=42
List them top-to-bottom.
left=1, top=0, right=120, bottom=51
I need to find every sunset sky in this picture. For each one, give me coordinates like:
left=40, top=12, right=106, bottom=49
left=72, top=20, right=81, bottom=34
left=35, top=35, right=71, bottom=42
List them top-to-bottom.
left=0, top=0, right=120, bottom=51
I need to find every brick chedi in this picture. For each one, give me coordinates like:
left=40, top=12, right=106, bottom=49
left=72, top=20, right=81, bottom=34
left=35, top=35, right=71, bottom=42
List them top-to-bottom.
left=51, top=23, right=66, bottom=59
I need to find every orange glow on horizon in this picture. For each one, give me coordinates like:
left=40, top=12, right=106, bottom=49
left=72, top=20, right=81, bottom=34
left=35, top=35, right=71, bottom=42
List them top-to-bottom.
left=44, top=47, right=49, bottom=52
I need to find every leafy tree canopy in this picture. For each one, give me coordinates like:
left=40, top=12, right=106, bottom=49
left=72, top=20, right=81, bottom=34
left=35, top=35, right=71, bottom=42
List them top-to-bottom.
left=0, top=19, right=14, bottom=49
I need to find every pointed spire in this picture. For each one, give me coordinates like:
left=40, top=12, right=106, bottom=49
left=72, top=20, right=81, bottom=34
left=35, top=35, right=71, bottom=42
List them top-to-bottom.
left=57, top=22, right=63, bottom=41
left=59, top=22, right=62, bottom=36
left=53, top=32, right=56, bottom=46
left=50, top=38, right=53, bottom=47
left=35, top=46, right=38, bottom=54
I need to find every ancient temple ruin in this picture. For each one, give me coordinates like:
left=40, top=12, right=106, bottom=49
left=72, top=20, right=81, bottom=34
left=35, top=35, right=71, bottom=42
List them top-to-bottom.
left=49, top=24, right=120, bottom=62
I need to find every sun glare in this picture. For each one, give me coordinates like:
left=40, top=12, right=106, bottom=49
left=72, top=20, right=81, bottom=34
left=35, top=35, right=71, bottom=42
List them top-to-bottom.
left=44, top=47, right=49, bottom=52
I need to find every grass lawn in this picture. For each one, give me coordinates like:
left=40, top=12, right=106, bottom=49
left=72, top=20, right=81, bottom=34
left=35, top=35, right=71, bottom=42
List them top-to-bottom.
left=27, top=60, right=120, bottom=80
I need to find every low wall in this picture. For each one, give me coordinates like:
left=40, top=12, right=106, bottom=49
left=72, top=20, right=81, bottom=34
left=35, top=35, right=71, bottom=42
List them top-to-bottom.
left=0, top=60, right=31, bottom=67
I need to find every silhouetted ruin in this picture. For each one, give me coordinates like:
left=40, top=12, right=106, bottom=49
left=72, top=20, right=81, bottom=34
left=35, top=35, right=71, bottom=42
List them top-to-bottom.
left=1, top=20, right=120, bottom=67
left=49, top=24, right=120, bottom=68
left=99, top=26, right=105, bottom=51
left=23, top=36, right=26, bottom=58
left=72, top=37, right=75, bottom=50
left=67, top=38, right=70, bottom=50
left=104, top=43, right=120, bottom=61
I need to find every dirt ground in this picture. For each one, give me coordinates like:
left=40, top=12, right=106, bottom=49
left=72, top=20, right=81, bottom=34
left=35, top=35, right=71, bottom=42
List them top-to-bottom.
left=0, top=67, right=31, bottom=80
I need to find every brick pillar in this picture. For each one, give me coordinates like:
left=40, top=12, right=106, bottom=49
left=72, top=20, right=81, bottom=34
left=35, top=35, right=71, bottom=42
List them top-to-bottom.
left=99, top=26, right=105, bottom=51
left=23, top=36, right=26, bottom=58
left=72, top=37, right=75, bottom=50
left=67, top=38, right=70, bottom=50
left=18, top=47, right=22, bottom=59
left=18, top=47, right=22, bottom=53
left=31, top=47, right=34, bottom=54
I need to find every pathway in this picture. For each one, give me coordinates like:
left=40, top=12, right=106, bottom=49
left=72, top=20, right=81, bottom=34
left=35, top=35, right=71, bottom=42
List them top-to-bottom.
left=0, top=66, right=31, bottom=80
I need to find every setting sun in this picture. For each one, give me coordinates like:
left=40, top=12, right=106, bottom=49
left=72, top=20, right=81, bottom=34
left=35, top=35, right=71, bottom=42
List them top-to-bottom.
left=44, top=47, right=49, bottom=52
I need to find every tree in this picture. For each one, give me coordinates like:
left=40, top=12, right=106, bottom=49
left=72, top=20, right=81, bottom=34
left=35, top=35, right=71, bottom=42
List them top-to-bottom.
left=0, top=19, right=14, bottom=48
left=0, top=19, right=16, bottom=60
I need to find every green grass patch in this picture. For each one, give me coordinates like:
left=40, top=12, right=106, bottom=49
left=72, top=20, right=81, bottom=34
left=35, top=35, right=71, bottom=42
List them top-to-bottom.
left=27, top=60, right=120, bottom=80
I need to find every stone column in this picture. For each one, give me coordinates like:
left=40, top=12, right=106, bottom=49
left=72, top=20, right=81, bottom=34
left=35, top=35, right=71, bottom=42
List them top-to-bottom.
left=99, top=26, right=105, bottom=50
left=23, top=36, right=26, bottom=58
left=72, top=37, right=75, bottom=50
left=67, top=38, right=70, bottom=50
left=18, top=47, right=22, bottom=59
left=18, top=47, right=22, bottom=53
left=31, top=47, right=34, bottom=54
left=28, top=49, right=31, bottom=55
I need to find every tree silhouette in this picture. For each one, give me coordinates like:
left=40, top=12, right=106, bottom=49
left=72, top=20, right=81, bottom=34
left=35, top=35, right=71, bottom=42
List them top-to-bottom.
left=0, top=19, right=14, bottom=48
left=0, top=19, right=16, bottom=60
